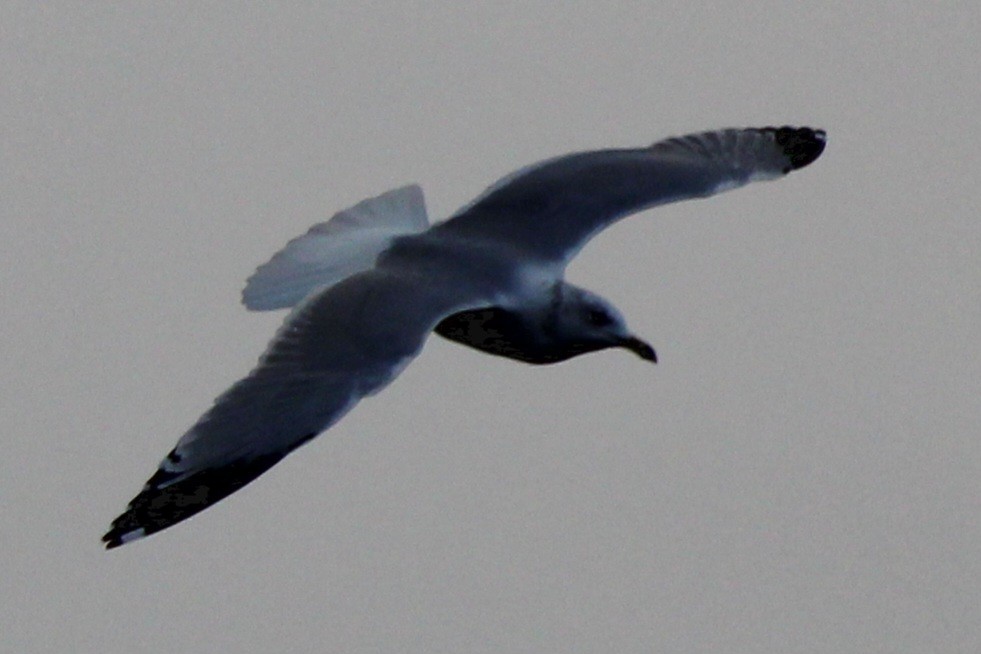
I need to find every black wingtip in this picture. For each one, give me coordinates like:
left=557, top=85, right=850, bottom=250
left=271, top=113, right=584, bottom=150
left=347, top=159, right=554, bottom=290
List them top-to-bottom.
left=762, top=126, right=827, bottom=171
left=100, top=436, right=321, bottom=550
left=100, top=457, right=277, bottom=550
left=102, top=532, right=125, bottom=550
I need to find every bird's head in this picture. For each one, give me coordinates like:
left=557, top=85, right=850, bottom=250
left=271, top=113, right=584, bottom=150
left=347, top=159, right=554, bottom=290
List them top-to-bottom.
left=550, top=285, right=656, bottom=363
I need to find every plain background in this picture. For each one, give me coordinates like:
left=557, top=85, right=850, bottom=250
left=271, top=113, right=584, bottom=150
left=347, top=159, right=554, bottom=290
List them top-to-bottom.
left=3, top=3, right=979, bottom=652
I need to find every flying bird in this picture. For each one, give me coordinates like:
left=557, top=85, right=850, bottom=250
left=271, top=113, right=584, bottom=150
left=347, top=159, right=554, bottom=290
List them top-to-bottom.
left=103, top=126, right=825, bottom=548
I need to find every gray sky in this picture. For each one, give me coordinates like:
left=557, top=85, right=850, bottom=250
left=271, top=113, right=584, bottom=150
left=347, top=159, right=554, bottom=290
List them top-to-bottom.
left=3, top=3, right=979, bottom=652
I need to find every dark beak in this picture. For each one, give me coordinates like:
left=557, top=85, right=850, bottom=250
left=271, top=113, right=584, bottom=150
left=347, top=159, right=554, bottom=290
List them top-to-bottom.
left=618, top=335, right=657, bottom=363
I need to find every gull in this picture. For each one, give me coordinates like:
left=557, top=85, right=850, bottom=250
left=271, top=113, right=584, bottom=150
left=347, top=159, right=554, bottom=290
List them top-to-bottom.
left=103, top=126, right=826, bottom=548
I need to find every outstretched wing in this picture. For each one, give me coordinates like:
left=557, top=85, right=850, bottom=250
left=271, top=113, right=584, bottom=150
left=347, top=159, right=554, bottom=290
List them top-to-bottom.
left=434, top=126, right=825, bottom=264
left=103, top=269, right=474, bottom=548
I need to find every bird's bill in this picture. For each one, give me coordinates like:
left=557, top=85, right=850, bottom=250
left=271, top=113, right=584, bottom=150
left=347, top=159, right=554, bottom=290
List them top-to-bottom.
left=618, top=335, right=657, bottom=363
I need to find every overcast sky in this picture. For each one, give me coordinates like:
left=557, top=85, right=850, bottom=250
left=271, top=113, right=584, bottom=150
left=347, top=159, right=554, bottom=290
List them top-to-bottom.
left=3, top=3, right=980, bottom=652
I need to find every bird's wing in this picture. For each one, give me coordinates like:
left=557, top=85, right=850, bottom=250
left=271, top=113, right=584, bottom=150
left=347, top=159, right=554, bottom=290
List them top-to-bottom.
left=436, top=126, right=825, bottom=264
left=242, top=185, right=429, bottom=311
left=104, top=268, right=476, bottom=548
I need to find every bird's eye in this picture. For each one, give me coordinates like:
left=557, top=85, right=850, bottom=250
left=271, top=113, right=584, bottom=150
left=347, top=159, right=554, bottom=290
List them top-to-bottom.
left=586, top=308, right=612, bottom=327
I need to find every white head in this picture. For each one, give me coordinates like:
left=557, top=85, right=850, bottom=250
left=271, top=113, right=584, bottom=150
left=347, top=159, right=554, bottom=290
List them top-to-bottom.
left=433, top=283, right=655, bottom=365
left=546, top=284, right=656, bottom=363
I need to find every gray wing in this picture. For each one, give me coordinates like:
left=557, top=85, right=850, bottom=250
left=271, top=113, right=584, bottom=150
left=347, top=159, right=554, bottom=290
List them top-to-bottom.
left=434, top=126, right=825, bottom=264
left=103, top=269, right=475, bottom=548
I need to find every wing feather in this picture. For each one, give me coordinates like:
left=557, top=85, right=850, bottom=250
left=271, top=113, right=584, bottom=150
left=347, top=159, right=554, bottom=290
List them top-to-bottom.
left=435, top=126, right=825, bottom=263
left=103, top=269, right=473, bottom=548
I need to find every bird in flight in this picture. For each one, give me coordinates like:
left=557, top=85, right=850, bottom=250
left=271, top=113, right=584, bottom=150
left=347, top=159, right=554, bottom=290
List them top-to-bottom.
left=103, top=126, right=826, bottom=548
